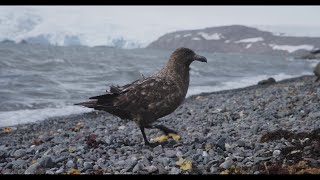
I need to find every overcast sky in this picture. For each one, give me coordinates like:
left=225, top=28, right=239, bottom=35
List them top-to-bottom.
left=1, top=6, right=320, bottom=45
left=22, top=6, right=320, bottom=27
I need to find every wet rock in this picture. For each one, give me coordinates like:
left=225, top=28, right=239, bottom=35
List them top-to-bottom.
left=258, top=77, right=276, bottom=85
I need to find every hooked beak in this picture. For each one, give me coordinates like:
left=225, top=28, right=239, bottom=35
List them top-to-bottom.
left=194, top=54, right=207, bottom=63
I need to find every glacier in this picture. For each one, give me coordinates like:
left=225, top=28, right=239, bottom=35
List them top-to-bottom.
left=1, top=6, right=320, bottom=49
left=0, top=7, right=146, bottom=48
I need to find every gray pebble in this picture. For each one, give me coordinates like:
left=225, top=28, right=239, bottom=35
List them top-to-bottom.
left=308, top=111, right=320, bottom=119
left=104, top=136, right=114, bottom=145
left=216, top=137, right=226, bottom=150
left=237, top=140, right=246, bottom=147
left=153, top=145, right=163, bottom=154
left=303, top=146, right=312, bottom=151
left=13, top=149, right=26, bottom=158
left=107, top=149, right=116, bottom=155
left=165, top=150, right=176, bottom=158
left=273, top=150, right=281, bottom=156
left=176, top=151, right=183, bottom=157
left=202, top=151, right=209, bottom=157
left=39, top=156, right=55, bottom=168
left=54, top=156, right=68, bottom=163
left=157, top=157, right=170, bottom=167
left=140, top=158, right=151, bottom=167
left=219, top=158, right=234, bottom=169
left=12, top=159, right=27, bottom=169
left=124, top=159, right=137, bottom=172
left=66, top=160, right=75, bottom=168
left=0, top=162, right=6, bottom=167
left=83, top=162, right=93, bottom=170
left=24, top=163, right=40, bottom=174
left=132, top=163, right=143, bottom=173
left=157, top=164, right=168, bottom=174
left=93, top=165, right=100, bottom=170
left=145, top=165, right=158, bottom=173
left=210, top=166, right=217, bottom=173
left=169, top=167, right=181, bottom=174
left=55, top=168, right=64, bottom=174
left=46, top=170, right=55, bottom=174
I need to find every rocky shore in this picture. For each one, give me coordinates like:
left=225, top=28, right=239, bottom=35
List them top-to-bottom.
left=1, top=75, right=320, bottom=174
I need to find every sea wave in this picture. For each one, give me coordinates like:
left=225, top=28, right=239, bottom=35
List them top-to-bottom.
left=187, top=72, right=312, bottom=97
left=0, top=105, right=93, bottom=128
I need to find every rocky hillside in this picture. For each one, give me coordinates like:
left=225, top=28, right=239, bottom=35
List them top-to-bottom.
left=147, top=25, right=320, bottom=56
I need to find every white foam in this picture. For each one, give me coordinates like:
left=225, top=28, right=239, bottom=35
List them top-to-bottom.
left=197, top=32, right=223, bottom=40
left=174, top=34, right=181, bottom=38
left=183, top=34, right=192, bottom=37
left=235, top=37, right=264, bottom=43
left=269, top=44, right=315, bottom=53
left=305, top=59, right=320, bottom=68
left=187, top=72, right=312, bottom=97
left=0, top=105, right=93, bottom=128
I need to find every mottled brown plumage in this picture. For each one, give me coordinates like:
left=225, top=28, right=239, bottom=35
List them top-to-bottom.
left=75, top=47, right=207, bottom=146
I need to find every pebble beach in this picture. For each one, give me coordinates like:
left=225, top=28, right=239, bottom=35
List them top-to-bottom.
left=1, top=75, right=320, bottom=174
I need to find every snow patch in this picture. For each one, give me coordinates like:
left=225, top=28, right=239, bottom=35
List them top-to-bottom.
left=197, top=32, right=223, bottom=40
left=192, top=37, right=201, bottom=40
left=235, top=37, right=264, bottom=43
left=246, top=44, right=252, bottom=49
left=269, top=44, right=315, bottom=53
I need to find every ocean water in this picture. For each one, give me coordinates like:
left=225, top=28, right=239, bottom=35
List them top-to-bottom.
left=0, top=43, right=318, bottom=127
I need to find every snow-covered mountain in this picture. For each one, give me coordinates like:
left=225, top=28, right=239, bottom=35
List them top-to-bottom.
left=0, top=7, right=143, bottom=48
left=1, top=7, right=320, bottom=51
left=147, top=25, right=320, bottom=56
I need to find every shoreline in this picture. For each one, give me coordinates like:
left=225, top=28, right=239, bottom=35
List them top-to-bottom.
left=1, top=75, right=320, bottom=174
left=1, top=75, right=316, bottom=129
left=188, top=75, right=315, bottom=98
